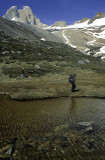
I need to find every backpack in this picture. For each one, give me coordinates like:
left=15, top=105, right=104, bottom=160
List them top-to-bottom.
left=69, top=75, right=75, bottom=83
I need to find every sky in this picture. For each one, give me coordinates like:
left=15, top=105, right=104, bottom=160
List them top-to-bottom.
left=1, top=0, right=105, bottom=25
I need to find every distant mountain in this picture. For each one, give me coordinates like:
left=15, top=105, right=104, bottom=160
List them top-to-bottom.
left=3, top=6, right=48, bottom=28
left=3, top=6, right=105, bottom=60
left=46, top=12, right=105, bottom=61
left=88, top=12, right=105, bottom=24
left=73, top=17, right=90, bottom=25
left=51, top=21, right=67, bottom=27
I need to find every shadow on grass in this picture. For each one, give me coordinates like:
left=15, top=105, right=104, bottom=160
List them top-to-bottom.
left=73, top=89, right=80, bottom=92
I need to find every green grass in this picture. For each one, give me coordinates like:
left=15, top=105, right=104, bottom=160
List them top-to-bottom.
left=0, top=29, right=105, bottom=100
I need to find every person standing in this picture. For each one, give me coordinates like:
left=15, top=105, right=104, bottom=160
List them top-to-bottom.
left=69, top=74, right=76, bottom=92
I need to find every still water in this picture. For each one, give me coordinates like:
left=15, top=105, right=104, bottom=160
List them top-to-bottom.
left=0, top=96, right=105, bottom=159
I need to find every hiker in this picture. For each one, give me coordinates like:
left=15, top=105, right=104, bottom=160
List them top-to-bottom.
left=22, top=68, right=25, bottom=78
left=69, top=74, right=76, bottom=92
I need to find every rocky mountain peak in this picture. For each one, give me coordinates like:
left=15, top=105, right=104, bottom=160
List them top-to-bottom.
left=3, top=6, right=19, bottom=20
left=3, top=6, right=48, bottom=28
left=10, top=6, right=17, bottom=10
left=18, top=6, right=36, bottom=25
left=22, top=6, right=33, bottom=14
left=88, top=12, right=105, bottom=24
left=95, top=12, right=105, bottom=18
left=74, top=17, right=90, bottom=25
left=79, top=17, right=90, bottom=23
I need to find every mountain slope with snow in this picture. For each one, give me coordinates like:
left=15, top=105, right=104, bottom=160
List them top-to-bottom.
left=3, top=6, right=105, bottom=60
left=46, top=12, right=105, bottom=60
left=1, top=16, right=105, bottom=81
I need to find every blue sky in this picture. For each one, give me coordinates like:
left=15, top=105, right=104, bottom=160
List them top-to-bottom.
left=1, top=0, right=105, bottom=25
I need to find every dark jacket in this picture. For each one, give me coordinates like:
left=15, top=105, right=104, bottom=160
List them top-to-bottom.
left=69, top=75, right=76, bottom=84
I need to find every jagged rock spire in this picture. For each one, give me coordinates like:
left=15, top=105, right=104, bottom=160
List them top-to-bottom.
left=3, top=6, right=48, bottom=28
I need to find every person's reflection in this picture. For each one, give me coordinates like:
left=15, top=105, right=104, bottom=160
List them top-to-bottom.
left=68, top=98, right=77, bottom=122
left=69, top=98, right=76, bottom=113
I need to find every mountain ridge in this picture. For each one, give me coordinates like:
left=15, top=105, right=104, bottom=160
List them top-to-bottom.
left=2, top=6, right=105, bottom=60
left=3, top=6, right=48, bottom=28
left=3, top=6, right=105, bottom=28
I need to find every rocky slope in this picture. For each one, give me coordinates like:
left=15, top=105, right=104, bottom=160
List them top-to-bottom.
left=3, top=6, right=105, bottom=60
left=46, top=12, right=105, bottom=60
left=0, top=17, right=105, bottom=100
left=0, top=17, right=64, bottom=44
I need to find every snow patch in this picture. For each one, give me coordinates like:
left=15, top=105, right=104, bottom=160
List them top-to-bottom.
left=10, top=6, right=17, bottom=9
left=11, top=17, right=18, bottom=21
left=46, top=17, right=105, bottom=31
left=91, top=17, right=105, bottom=27
left=46, top=20, right=90, bottom=30
left=71, top=20, right=90, bottom=28
left=95, top=30, right=105, bottom=39
left=52, top=31, right=59, bottom=34
left=40, top=38, right=46, bottom=41
left=87, top=39, right=96, bottom=45
left=96, top=46, right=105, bottom=58
left=84, top=48, right=90, bottom=52
left=84, top=48, right=90, bottom=55
left=101, top=56, right=105, bottom=60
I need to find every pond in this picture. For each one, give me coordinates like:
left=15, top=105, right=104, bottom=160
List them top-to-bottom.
left=0, top=96, right=105, bottom=160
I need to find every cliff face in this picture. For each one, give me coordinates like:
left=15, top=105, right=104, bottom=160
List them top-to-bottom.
left=3, top=6, right=48, bottom=28
left=3, top=6, right=19, bottom=20
left=18, top=6, right=37, bottom=25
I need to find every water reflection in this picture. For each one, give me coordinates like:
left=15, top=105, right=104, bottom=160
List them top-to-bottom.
left=0, top=96, right=105, bottom=159
left=0, top=96, right=105, bottom=139
left=71, top=98, right=76, bottom=111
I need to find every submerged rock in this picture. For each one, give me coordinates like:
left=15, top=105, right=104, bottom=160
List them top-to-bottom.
left=75, top=122, right=94, bottom=132
left=78, top=122, right=93, bottom=127
left=0, top=144, right=13, bottom=160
